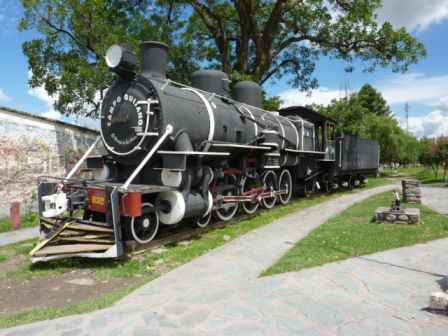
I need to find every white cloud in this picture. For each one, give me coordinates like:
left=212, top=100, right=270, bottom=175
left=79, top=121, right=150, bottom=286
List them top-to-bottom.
left=376, top=0, right=448, bottom=32
left=0, top=1, right=20, bottom=34
left=277, top=73, right=448, bottom=109
left=375, top=73, right=448, bottom=105
left=28, top=79, right=99, bottom=129
left=28, top=85, right=61, bottom=120
left=278, top=87, right=344, bottom=108
left=0, top=88, right=11, bottom=101
left=399, top=109, right=448, bottom=138
left=42, top=110, right=62, bottom=120
left=74, top=115, right=100, bottom=130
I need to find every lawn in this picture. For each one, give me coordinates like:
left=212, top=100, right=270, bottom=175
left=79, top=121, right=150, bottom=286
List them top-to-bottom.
left=381, top=166, right=448, bottom=186
left=0, top=177, right=392, bottom=328
left=263, top=191, right=448, bottom=276
left=0, top=212, right=39, bottom=233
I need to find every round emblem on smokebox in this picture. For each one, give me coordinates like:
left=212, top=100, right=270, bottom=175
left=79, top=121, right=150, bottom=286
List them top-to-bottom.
left=101, top=82, right=150, bottom=156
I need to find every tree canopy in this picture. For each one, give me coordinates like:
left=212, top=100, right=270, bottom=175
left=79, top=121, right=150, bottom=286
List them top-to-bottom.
left=20, top=0, right=426, bottom=116
left=309, top=85, right=419, bottom=164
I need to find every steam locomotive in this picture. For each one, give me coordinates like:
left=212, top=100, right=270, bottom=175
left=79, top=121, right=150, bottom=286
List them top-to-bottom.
left=30, top=41, right=379, bottom=262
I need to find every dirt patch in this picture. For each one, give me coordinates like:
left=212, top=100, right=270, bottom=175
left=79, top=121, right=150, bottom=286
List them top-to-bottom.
left=0, top=268, right=144, bottom=315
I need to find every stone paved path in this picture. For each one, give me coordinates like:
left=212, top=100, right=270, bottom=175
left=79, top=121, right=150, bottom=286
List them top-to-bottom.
left=3, top=183, right=448, bottom=335
left=421, top=185, right=448, bottom=215
left=0, top=227, right=39, bottom=246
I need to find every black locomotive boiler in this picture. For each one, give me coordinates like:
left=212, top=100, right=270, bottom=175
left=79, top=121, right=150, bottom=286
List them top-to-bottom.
left=30, top=41, right=379, bottom=261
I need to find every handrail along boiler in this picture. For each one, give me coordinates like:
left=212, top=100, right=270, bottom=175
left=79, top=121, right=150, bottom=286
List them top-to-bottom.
left=31, top=41, right=380, bottom=262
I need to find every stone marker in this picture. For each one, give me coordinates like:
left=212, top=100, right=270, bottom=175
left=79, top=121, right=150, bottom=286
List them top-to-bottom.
left=402, top=180, right=421, bottom=204
left=374, top=207, right=420, bottom=224
left=151, top=247, right=168, bottom=254
left=429, top=292, right=448, bottom=310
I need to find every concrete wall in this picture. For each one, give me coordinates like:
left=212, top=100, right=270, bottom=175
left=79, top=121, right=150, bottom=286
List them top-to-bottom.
left=0, top=105, right=100, bottom=217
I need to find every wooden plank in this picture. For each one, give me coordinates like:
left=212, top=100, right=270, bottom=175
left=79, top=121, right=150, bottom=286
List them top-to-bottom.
left=29, top=221, right=74, bottom=257
left=69, top=223, right=114, bottom=233
left=59, top=237, right=115, bottom=244
left=33, top=244, right=112, bottom=256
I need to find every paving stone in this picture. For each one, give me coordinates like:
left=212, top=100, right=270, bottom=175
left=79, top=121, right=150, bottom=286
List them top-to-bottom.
left=162, top=304, right=189, bottom=316
left=217, top=304, right=261, bottom=320
left=178, top=310, right=209, bottom=328
left=142, top=313, right=178, bottom=328
left=364, top=314, right=414, bottom=335
left=338, top=322, right=385, bottom=336
left=418, top=322, right=448, bottom=336
left=222, top=323, right=265, bottom=335
left=3, top=325, right=48, bottom=336
left=132, top=327, right=164, bottom=336
left=60, top=329, right=84, bottom=336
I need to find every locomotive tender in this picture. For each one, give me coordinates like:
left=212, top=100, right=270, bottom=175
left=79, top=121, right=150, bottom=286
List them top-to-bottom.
left=30, top=41, right=379, bottom=261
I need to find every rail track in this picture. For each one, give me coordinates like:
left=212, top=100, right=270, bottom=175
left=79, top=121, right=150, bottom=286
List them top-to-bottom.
left=125, top=182, right=373, bottom=255
left=125, top=207, right=272, bottom=255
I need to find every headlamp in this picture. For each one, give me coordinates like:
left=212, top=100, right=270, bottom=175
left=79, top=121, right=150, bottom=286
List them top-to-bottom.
left=105, top=43, right=137, bottom=77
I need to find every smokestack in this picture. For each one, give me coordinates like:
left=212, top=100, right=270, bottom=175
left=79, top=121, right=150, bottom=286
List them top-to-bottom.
left=140, top=41, right=169, bottom=79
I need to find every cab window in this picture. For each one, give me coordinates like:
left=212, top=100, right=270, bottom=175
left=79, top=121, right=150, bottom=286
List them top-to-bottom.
left=326, top=123, right=335, bottom=141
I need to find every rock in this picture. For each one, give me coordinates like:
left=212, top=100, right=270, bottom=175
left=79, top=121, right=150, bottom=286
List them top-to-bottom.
left=386, top=214, right=396, bottom=221
left=398, top=215, right=409, bottom=221
left=223, top=235, right=231, bottom=241
left=177, top=240, right=191, bottom=246
left=151, top=247, right=168, bottom=254
left=154, top=258, right=165, bottom=266
left=429, top=292, right=448, bottom=310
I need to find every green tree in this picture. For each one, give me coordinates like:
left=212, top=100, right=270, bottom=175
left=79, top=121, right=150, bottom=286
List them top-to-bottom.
left=20, top=0, right=199, bottom=115
left=21, top=0, right=426, bottom=116
left=314, top=84, right=419, bottom=163
left=357, top=84, right=391, bottom=116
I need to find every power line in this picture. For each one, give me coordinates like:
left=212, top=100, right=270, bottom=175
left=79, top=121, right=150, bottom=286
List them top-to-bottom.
left=404, top=102, right=409, bottom=132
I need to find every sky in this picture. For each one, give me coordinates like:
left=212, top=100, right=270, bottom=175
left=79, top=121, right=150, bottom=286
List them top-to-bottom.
left=0, top=0, right=447, bottom=137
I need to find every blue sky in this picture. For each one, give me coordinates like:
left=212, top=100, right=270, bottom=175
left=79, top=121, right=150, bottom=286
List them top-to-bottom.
left=0, top=0, right=447, bottom=137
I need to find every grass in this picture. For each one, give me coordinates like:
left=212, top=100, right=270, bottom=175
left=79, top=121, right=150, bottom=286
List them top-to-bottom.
left=381, top=166, right=448, bottom=186
left=0, top=176, right=392, bottom=328
left=263, top=191, right=448, bottom=276
left=0, top=212, right=39, bottom=233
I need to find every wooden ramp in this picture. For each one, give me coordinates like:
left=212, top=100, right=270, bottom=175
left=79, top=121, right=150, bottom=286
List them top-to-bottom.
left=30, top=218, right=116, bottom=259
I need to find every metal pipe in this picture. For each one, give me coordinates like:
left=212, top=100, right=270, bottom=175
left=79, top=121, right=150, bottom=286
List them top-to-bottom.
left=121, top=124, right=174, bottom=190
left=65, top=136, right=101, bottom=179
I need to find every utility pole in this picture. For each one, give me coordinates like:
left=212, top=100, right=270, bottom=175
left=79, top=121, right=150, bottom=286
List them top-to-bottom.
left=404, top=102, right=409, bottom=132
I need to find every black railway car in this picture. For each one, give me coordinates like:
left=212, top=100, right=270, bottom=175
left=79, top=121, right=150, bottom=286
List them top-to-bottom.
left=30, top=41, right=380, bottom=262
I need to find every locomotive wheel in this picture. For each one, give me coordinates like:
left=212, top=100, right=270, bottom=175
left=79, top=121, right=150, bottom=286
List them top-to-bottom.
left=278, top=169, right=293, bottom=205
left=262, top=170, right=277, bottom=209
left=214, top=175, right=239, bottom=221
left=241, top=175, right=259, bottom=214
left=128, top=203, right=159, bottom=244
left=195, top=211, right=212, bottom=228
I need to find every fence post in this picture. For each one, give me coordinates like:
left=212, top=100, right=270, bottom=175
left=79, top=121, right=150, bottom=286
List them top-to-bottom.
left=10, top=201, right=21, bottom=230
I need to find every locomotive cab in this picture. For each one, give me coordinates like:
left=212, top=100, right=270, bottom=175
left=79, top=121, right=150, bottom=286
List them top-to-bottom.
left=279, top=106, right=338, bottom=161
